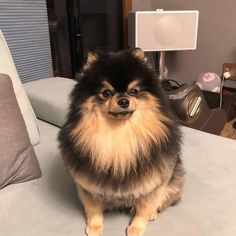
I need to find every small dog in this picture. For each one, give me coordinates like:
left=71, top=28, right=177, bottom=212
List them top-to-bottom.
left=58, top=48, right=184, bottom=236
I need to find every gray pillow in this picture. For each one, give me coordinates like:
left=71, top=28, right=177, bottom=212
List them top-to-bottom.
left=0, top=74, right=41, bottom=189
left=24, top=77, right=76, bottom=127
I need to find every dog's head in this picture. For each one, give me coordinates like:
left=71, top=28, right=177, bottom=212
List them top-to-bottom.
left=74, top=48, right=165, bottom=121
left=67, top=49, right=174, bottom=176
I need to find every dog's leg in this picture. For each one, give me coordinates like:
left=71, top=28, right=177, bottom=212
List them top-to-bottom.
left=127, top=180, right=184, bottom=236
left=77, top=186, right=104, bottom=236
left=127, top=186, right=171, bottom=236
left=126, top=194, right=158, bottom=236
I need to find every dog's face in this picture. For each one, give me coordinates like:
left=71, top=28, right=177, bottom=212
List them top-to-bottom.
left=76, top=48, right=163, bottom=121
left=98, top=79, right=141, bottom=120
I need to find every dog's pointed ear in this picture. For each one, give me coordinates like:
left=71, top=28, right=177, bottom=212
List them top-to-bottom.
left=131, top=48, right=147, bottom=62
left=84, top=52, right=99, bottom=69
left=87, top=52, right=99, bottom=64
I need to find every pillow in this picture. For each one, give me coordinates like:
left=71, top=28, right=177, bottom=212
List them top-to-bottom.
left=0, top=31, right=40, bottom=145
left=0, top=74, right=41, bottom=189
left=24, top=77, right=76, bottom=127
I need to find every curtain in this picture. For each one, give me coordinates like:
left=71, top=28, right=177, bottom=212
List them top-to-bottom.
left=0, top=0, right=53, bottom=82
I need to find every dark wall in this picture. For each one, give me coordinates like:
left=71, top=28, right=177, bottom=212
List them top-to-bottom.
left=47, top=0, right=123, bottom=78
left=79, top=0, right=123, bottom=52
left=132, top=0, right=236, bottom=87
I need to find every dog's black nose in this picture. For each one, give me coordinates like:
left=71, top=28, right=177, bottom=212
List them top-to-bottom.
left=117, top=98, right=130, bottom=109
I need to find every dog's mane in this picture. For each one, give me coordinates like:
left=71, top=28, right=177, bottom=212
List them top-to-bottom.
left=69, top=93, right=170, bottom=178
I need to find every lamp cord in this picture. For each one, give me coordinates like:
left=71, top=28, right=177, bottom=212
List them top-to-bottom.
left=219, top=75, right=225, bottom=108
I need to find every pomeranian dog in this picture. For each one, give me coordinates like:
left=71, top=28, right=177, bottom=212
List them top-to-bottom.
left=58, top=48, right=184, bottom=236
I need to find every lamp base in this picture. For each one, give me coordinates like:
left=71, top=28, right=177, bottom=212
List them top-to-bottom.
left=158, top=51, right=168, bottom=80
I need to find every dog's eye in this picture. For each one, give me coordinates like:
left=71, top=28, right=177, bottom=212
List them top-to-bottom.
left=128, top=88, right=138, bottom=96
left=102, top=90, right=112, bottom=98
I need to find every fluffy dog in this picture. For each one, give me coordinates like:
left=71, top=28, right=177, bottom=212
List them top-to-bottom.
left=58, top=48, right=184, bottom=236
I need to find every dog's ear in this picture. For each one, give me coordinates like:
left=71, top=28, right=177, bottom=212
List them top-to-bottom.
left=131, top=48, right=147, bottom=62
left=83, top=52, right=99, bottom=70
left=87, top=52, right=99, bottom=64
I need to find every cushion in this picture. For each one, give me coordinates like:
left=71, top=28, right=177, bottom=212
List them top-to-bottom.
left=0, top=31, right=40, bottom=145
left=0, top=74, right=41, bottom=189
left=24, top=77, right=77, bottom=127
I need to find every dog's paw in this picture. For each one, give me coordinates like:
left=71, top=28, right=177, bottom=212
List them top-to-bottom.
left=149, top=212, right=158, bottom=221
left=86, top=224, right=103, bottom=236
left=126, top=225, right=145, bottom=236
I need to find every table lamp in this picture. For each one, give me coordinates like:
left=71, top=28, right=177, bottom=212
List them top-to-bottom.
left=128, top=10, right=199, bottom=80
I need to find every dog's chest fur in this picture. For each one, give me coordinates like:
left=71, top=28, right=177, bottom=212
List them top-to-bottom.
left=60, top=93, right=181, bottom=209
left=71, top=104, right=169, bottom=178
left=68, top=108, right=174, bottom=208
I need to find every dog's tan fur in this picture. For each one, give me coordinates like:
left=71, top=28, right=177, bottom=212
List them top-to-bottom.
left=132, top=48, right=147, bottom=62
left=83, top=52, right=99, bottom=70
left=127, top=80, right=141, bottom=91
left=71, top=93, right=169, bottom=177
left=78, top=186, right=104, bottom=236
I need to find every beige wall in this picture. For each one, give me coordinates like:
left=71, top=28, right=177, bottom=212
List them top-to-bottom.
left=132, top=0, right=236, bottom=87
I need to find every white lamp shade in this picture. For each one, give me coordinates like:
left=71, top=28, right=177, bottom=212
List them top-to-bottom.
left=128, top=11, right=199, bottom=51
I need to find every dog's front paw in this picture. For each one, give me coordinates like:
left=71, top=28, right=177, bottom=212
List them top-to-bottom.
left=149, top=212, right=158, bottom=221
left=86, top=224, right=103, bottom=236
left=127, top=225, right=145, bottom=236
